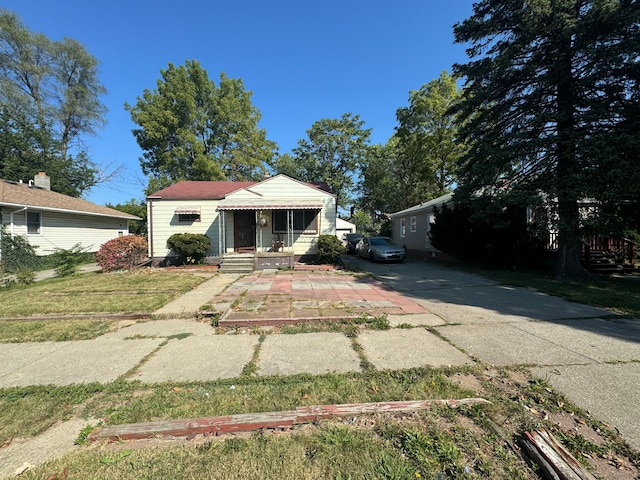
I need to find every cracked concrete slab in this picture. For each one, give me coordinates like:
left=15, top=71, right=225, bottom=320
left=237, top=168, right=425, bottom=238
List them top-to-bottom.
left=414, top=285, right=610, bottom=324
left=388, top=313, right=445, bottom=327
left=515, top=318, right=640, bottom=363
left=99, top=319, right=215, bottom=340
left=436, top=323, right=595, bottom=366
left=358, top=328, right=472, bottom=370
left=258, top=333, right=361, bottom=376
left=132, top=334, right=259, bottom=383
left=0, top=338, right=163, bottom=387
left=0, top=418, right=96, bottom=479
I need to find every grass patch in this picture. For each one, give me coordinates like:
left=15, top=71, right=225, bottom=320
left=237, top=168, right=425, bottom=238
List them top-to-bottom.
left=0, top=270, right=208, bottom=318
left=277, top=314, right=390, bottom=336
left=0, top=318, right=116, bottom=343
left=5, top=365, right=640, bottom=479
left=0, top=383, right=105, bottom=444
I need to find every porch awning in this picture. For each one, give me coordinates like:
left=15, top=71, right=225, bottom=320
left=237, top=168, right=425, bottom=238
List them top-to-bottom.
left=216, top=199, right=323, bottom=211
left=174, top=207, right=201, bottom=214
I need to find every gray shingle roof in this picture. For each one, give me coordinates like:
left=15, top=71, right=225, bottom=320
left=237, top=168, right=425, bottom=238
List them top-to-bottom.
left=0, top=179, right=139, bottom=219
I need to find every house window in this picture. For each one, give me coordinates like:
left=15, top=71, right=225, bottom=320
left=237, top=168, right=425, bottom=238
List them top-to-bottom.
left=273, top=210, right=318, bottom=234
left=27, top=211, right=41, bottom=234
left=178, top=213, right=201, bottom=223
left=410, top=216, right=417, bottom=232
left=400, top=218, right=406, bottom=237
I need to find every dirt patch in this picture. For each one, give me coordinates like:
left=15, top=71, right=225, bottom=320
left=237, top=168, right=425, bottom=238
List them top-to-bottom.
left=447, top=373, right=488, bottom=396
left=546, top=412, right=608, bottom=446
left=588, top=453, right=640, bottom=480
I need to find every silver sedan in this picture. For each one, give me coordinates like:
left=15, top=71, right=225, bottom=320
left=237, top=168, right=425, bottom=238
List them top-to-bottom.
left=356, top=236, right=406, bottom=262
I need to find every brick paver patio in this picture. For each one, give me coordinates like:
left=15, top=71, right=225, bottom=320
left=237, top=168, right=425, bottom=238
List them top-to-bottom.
left=215, top=270, right=426, bottom=326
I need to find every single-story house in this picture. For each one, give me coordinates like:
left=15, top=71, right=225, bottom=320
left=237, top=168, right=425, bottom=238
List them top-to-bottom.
left=0, top=172, right=140, bottom=256
left=147, top=174, right=336, bottom=266
left=388, top=193, right=453, bottom=258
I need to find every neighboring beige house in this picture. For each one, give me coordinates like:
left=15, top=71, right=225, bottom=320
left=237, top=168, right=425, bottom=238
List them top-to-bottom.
left=0, top=172, right=139, bottom=256
left=147, top=174, right=336, bottom=266
left=389, top=193, right=452, bottom=258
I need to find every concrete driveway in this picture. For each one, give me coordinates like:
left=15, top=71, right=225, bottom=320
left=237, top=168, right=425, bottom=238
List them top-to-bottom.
left=343, top=255, right=640, bottom=450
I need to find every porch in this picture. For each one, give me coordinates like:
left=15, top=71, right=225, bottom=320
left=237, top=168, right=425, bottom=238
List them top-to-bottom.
left=216, top=203, right=323, bottom=273
left=546, top=234, right=638, bottom=274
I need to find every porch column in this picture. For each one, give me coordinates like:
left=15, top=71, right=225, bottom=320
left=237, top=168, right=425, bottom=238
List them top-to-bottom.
left=287, top=209, right=294, bottom=253
left=218, top=210, right=225, bottom=255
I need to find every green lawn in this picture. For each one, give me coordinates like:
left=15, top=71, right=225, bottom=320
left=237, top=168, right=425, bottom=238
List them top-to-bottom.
left=0, top=270, right=208, bottom=318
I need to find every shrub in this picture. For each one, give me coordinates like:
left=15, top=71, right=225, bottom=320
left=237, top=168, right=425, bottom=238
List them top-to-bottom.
left=0, top=226, right=40, bottom=273
left=166, top=233, right=211, bottom=264
left=317, top=234, right=345, bottom=264
left=96, top=235, right=148, bottom=272
left=50, top=244, right=90, bottom=277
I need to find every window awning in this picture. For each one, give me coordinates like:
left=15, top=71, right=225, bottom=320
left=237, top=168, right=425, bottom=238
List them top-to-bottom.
left=217, top=200, right=323, bottom=211
left=174, top=207, right=201, bottom=214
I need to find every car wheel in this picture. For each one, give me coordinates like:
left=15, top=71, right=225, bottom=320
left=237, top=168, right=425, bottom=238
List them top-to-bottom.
left=369, top=252, right=375, bottom=262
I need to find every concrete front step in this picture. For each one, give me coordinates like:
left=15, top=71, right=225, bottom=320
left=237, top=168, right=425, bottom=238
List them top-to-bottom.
left=219, top=255, right=255, bottom=273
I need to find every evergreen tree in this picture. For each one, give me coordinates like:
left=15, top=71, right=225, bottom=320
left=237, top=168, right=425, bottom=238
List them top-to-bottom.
left=453, top=0, right=640, bottom=277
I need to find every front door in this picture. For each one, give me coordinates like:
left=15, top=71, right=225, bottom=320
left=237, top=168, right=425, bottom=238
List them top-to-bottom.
left=234, top=211, right=256, bottom=252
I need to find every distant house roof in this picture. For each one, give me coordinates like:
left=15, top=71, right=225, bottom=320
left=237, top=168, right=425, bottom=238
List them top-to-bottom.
left=148, top=177, right=333, bottom=201
left=0, top=179, right=139, bottom=220
left=148, top=181, right=258, bottom=200
left=388, top=193, right=454, bottom=218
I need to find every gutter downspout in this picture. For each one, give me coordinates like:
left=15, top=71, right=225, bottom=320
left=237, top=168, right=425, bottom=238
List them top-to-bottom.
left=147, top=200, right=154, bottom=259
left=10, top=207, right=28, bottom=239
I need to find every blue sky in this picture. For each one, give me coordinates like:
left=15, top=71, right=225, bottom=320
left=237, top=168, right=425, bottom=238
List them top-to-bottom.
left=3, top=0, right=475, bottom=206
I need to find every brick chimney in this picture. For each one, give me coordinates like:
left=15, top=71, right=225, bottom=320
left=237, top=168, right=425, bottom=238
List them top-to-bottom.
left=34, top=172, right=51, bottom=190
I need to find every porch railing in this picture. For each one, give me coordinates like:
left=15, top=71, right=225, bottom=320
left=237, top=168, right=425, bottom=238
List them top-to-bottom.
left=544, top=233, right=636, bottom=267
left=581, top=235, right=636, bottom=266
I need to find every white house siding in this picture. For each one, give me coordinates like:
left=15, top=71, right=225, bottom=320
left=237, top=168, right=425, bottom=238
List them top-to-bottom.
left=219, top=176, right=336, bottom=256
left=147, top=199, right=221, bottom=258
left=3, top=209, right=129, bottom=255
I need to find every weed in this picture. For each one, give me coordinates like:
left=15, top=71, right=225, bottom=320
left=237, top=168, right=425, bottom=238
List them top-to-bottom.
left=230, top=290, right=248, bottom=309
left=350, top=314, right=390, bottom=330
left=397, top=322, right=414, bottom=329
left=168, top=332, right=193, bottom=340
left=351, top=338, right=375, bottom=372
left=75, top=423, right=98, bottom=445
left=556, top=431, right=606, bottom=457
left=100, top=449, right=133, bottom=464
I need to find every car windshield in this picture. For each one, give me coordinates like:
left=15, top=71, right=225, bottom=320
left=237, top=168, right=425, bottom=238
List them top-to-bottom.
left=346, top=234, right=363, bottom=241
left=369, top=237, right=394, bottom=246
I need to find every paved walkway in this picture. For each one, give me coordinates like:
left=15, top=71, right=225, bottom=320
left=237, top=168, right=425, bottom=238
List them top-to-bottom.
left=1, top=258, right=640, bottom=476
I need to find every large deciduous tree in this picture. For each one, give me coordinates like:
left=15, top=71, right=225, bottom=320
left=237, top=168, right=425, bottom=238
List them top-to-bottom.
left=453, top=0, right=640, bottom=278
left=0, top=10, right=106, bottom=196
left=126, top=61, right=277, bottom=193
left=395, top=71, right=464, bottom=199
left=358, top=73, right=463, bottom=217
left=275, top=113, right=371, bottom=211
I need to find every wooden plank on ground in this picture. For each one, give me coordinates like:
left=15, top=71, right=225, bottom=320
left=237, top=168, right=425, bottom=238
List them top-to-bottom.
left=89, top=398, right=490, bottom=442
left=520, top=429, right=597, bottom=480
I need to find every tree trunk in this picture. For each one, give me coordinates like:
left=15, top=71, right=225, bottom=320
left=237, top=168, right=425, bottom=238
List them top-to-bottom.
left=553, top=23, right=589, bottom=279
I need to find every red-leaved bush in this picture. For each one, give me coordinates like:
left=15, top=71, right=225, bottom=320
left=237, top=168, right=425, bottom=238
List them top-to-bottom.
left=96, top=235, right=148, bottom=272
